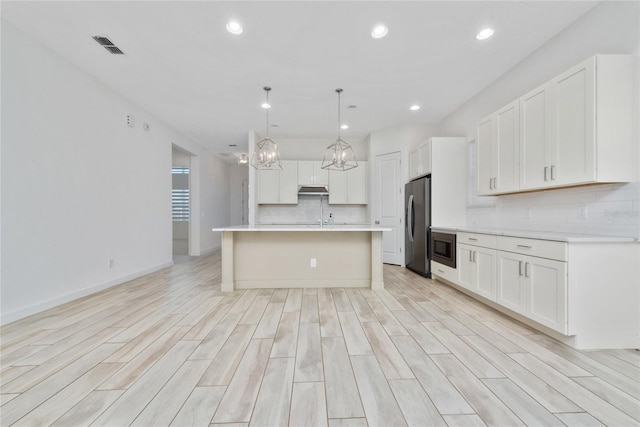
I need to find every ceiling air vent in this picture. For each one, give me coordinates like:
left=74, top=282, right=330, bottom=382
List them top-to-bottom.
left=92, top=35, right=124, bottom=54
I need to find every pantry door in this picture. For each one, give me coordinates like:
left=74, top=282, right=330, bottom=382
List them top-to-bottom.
left=374, top=151, right=403, bottom=265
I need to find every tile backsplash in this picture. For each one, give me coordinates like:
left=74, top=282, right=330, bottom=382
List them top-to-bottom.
left=467, top=181, right=640, bottom=239
left=257, top=197, right=368, bottom=225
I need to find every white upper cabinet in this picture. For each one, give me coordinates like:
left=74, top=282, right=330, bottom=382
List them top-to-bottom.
left=479, top=55, right=635, bottom=196
left=520, top=82, right=553, bottom=190
left=477, top=100, right=520, bottom=195
left=408, top=140, right=431, bottom=180
left=257, top=160, right=298, bottom=204
left=298, top=161, right=328, bottom=186
left=329, top=161, right=367, bottom=205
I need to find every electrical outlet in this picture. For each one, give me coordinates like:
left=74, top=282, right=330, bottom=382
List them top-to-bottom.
left=126, top=114, right=134, bottom=127
left=578, top=206, right=588, bottom=219
left=310, top=258, right=317, bottom=268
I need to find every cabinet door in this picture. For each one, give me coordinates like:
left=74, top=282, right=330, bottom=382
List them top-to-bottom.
left=552, top=57, right=595, bottom=186
left=520, top=83, right=552, bottom=190
left=495, top=101, right=520, bottom=193
left=476, top=115, right=494, bottom=195
left=419, top=141, right=432, bottom=175
left=409, top=149, right=420, bottom=179
left=279, top=161, right=298, bottom=204
left=298, top=161, right=314, bottom=185
left=313, top=161, right=329, bottom=186
left=347, top=161, right=367, bottom=204
left=257, top=169, right=280, bottom=204
left=328, top=169, right=348, bottom=204
left=457, top=244, right=476, bottom=291
left=475, top=247, right=496, bottom=300
left=496, top=251, right=526, bottom=314
left=525, top=257, right=567, bottom=333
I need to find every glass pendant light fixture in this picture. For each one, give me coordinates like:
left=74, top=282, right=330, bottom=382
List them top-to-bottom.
left=251, top=86, right=282, bottom=170
left=321, top=88, right=358, bottom=171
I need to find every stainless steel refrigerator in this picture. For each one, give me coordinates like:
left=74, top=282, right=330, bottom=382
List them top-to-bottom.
left=405, top=176, right=431, bottom=277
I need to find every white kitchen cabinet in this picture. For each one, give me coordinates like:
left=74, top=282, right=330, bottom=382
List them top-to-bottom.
left=519, top=54, right=635, bottom=192
left=476, top=55, right=635, bottom=196
left=519, top=82, right=552, bottom=190
left=476, top=100, right=520, bottom=195
left=429, top=137, right=467, bottom=227
left=408, top=140, right=431, bottom=180
left=257, top=160, right=298, bottom=204
left=298, top=161, right=328, bottom=186
left=329, top=161, right=367, bottom=205
left=436, top=230, right=639, bottom=349
left=496, top=236, right=568, bottom=334
left=458, top=239, right=496, bottom=300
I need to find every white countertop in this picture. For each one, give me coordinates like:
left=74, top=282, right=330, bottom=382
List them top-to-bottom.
left=213, top=224, right=392, bottom=232
left=430, top=226, right=637, bottom=243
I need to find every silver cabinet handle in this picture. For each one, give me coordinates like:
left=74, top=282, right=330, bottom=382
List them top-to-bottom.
left=551, top=165, right=556, bottom=181
left=544, top=166, right=549, bottom=181
left=492, top=177, right=497, bottom=189
left=489, top=178, right=493, bottom=190
left=468, top=237, right=478, bottom=241
left=516, top=244, right=532, bottom=249
left=469, top=250, right=473, bottom=262
left=473, top=251, right=477, bottom=262
left=518, top=261, right=523, bottom=276
left=525, top=262, right=530, bottom=277
left=438, top=269, right=445, bottom=274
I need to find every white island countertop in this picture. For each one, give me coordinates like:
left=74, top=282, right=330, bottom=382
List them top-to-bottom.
left=213, top=224, right=392, bottom=232
left=430, top=226, right=637, bottom=243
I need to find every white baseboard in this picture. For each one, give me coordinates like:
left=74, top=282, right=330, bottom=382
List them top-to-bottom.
left=197, top=245, right=221, bottom=256
left=1, top=261, right=174, bottom=326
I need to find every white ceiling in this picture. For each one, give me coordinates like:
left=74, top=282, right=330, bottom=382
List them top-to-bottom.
left=3, top=1, right=598, bottom=154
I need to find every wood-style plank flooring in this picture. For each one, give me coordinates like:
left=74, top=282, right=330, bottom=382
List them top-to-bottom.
left=1, top=251, right=639, bottom=426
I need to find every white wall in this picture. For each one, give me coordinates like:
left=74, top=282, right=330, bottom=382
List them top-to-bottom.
left=439, top=1, right=640, bottom=239
left=1, top=22, right=231, bottom=324
left=228, top=163, right=248, bottom=225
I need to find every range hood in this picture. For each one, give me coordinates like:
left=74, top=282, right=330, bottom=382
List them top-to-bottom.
left=298, top=185, right=329, bottom=196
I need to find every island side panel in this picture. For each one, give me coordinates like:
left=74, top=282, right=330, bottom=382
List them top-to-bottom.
left=220, top=231, right=235, bottom=292
left=233, top=231, right=372, bottom=289
left=370, top=231, right=384, bottom=290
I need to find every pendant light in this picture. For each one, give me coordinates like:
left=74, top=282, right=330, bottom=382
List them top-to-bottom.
left=251, top=86, right=282, bottom=170
left=322, top=88, right=358, bottom=171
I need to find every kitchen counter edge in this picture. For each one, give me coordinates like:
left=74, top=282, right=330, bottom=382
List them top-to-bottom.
left=213, top=225, right=392, bottom=232
left=430, top=226, right=637, bottom=243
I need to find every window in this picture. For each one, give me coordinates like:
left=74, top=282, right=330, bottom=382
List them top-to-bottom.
left=172, top=167, right=190, bottom=221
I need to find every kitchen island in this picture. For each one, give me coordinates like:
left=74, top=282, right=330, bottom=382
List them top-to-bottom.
left=211, top=225, right=390, bottom=292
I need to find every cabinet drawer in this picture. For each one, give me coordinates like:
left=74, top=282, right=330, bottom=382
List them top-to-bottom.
left=458, top=232, right=497, bottom=248
left=497, top=236, right=567, bottom=261
left=431, top=261, right=457, bottom=284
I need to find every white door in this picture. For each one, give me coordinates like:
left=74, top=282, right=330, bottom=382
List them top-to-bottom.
left=374, top=152, right=403, bottom=265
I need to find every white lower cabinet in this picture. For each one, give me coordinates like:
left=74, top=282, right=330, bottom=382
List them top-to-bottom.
left=440, top=230, right=639, bottom=349
left=458, top=242, right=496, bottom=300
left=496, top=251, right=567, bottom=334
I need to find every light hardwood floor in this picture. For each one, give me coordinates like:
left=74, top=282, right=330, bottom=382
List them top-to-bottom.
left=1, top=251, right=639, bottom=426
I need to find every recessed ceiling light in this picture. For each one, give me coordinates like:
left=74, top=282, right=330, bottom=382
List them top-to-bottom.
left=226, top=21, right=243, bottom=35
left=371, top=24, right=388, bottom=39
left=476, top=28, right=494, bottom=40
left=261, top=102, right=271, bottom=109
left=410, top=105, right=420, bottom=111
left=341, top=124, right=349, bottom=130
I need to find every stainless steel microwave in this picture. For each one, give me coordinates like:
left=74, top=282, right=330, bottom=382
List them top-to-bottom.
left=431, top=231, right=456, bottom=269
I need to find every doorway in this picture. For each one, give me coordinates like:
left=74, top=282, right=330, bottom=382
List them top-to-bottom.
left=172, top=147, right=191, bottom=260
left=373, top=151, right=403, bottom=265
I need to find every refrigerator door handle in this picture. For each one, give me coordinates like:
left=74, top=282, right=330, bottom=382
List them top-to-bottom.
left=407, top=194, right=414, bottom=243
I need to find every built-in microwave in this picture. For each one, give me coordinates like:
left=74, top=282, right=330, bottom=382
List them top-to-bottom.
left=431, top=231, right=456, bottom=269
